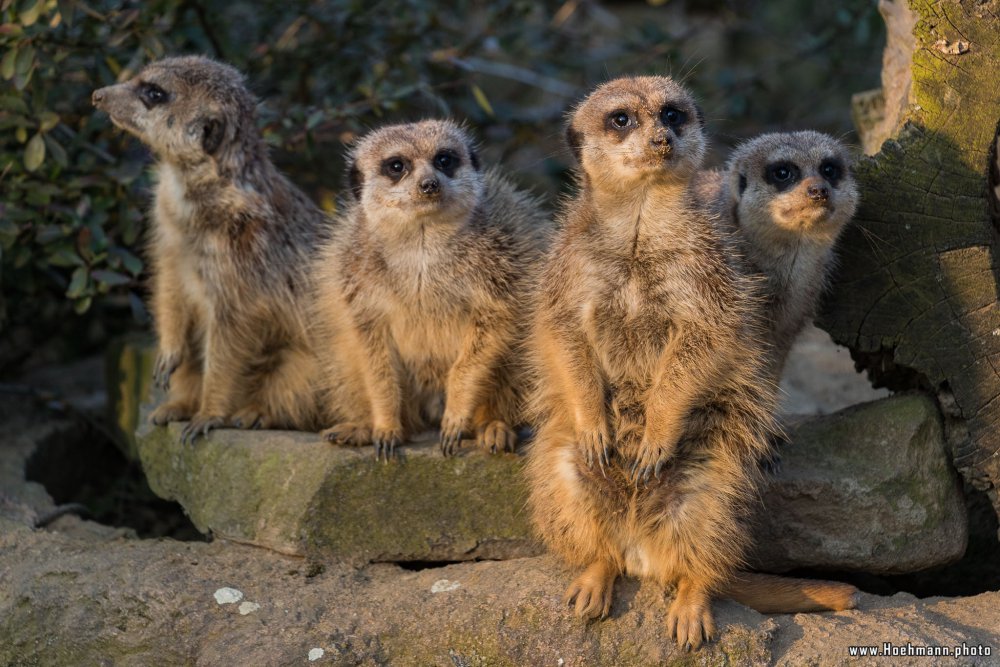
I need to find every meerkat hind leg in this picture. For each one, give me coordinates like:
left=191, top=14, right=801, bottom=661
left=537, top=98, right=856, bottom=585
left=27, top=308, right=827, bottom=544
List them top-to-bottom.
left=321, top=422, right=373, bottom=446
left=563, top=559, right=618, bottom=621
left=666, top=577, right=716, bottom=651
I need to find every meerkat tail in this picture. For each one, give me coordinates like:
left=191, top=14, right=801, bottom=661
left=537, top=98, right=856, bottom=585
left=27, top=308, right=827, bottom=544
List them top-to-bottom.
left=720, top=572, right=859, bottom=613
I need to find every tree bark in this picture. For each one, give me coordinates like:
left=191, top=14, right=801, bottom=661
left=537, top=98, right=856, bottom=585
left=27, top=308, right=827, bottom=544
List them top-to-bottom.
left=820, top=0, right=1000, bottom=522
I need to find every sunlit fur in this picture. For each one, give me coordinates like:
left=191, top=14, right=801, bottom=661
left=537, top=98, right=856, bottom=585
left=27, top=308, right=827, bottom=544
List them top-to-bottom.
left=93, top=56, right=329, bottom=438
left=526, top=78, right=857, bottom=651
left=312, top=120, right=550, bottom=456
left=695, top=131, right=859, bottom=380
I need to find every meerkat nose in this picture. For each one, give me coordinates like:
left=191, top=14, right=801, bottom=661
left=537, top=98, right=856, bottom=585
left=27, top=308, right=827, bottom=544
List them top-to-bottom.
left=91, top=89, right=105, bottom=107
left=650, top=133, right=672, bottom=153
left=419, top=177, right=440, bottom=196
left=807, top=184, right=830, bottom=202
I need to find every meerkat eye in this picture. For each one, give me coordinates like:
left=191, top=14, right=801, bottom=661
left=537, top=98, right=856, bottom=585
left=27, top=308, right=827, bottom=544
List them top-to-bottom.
left=139, top=82, right=169, bottom=108
left=660, top=106, right=687, bottom=127
left=608, top=111, right=631, bottom=130
left=433, top=150, right=460, bottom=177
left=381, top=157, right=408, bottom=181
left=819, top=159, right=843, bottom=183
left=765, top=162, right=800, bottom=188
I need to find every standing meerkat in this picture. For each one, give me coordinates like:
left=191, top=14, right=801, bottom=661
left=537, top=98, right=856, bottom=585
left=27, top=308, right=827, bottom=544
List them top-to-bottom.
left=92, top=56, right=328, bottom=442
left=526, top=77, right=857, bottom=650
left=313, top=120, right=549, bottom=460
left=695, top=131, right=859, bottom=379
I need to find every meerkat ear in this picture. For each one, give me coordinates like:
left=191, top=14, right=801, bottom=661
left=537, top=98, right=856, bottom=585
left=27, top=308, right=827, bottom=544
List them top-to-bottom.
left=201, top=116, right=226, bottom=155
left=566, top=125, right=584, bottom=163
left=468, top=146, right=481, bottom=171
left=347, top=160, right=363, bottom=200
left=738, top=173, right=747, bottom=195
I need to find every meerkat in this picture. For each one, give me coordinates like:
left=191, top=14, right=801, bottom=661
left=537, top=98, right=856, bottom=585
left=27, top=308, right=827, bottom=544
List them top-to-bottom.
left=92, top=55, right=328, bottom=442
left=526, top=76, right=858, bottom=650
left=312, top=120, right=549, bottom=460
left=695, top=131, right=859, bottom=380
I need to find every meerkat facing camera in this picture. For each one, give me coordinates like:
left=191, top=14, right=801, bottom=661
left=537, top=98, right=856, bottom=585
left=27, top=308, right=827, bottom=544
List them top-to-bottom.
left=92, top=56, right=328, bottom=442
left=526, top=77, right=858, bottom=650
left=313, top=120, right=549, bottom=460
left=696, top=131, right=859, bottom=379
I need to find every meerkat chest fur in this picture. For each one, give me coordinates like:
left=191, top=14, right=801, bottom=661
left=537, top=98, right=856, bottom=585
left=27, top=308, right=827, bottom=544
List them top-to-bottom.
left=581, top=185, right=715, bottom=378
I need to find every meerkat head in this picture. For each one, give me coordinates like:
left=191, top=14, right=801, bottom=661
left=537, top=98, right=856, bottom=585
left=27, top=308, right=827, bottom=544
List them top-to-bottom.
left=91, top=56, right=256, bottom=172
left=566, top=76, right=706, bottom=189
left=345, top=120, right=484, bottom=232
left=727, top=131, right=859, bottom=244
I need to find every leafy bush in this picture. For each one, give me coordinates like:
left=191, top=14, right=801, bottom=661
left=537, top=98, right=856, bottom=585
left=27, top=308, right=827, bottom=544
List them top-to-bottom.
left=0, top=0, right=882, bottom=371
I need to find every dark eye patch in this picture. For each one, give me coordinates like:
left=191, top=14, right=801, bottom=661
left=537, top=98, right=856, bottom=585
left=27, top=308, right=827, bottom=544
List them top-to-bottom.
left=138, top=81, right=169, bottom=109
left=660, top=105, right=688, bottom=131
left=606, top=110, right=633, bottom=131
left=433, top=149, right=461, bottom=178
left=380, top=156, right=410, bottom=182
left=819, top=158, right=844, bottom=185
left=764, top=161, right=800, bottom=192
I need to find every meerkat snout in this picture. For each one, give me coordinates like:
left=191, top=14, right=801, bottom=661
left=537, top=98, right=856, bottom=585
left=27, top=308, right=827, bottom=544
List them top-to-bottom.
left=805, top=179, right=830, bottom=202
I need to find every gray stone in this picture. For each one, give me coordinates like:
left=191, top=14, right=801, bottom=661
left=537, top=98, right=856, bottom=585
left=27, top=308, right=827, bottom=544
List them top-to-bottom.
left=135, top=393, right=967, bottom=574
left=755, top=393, right=968, bottom=574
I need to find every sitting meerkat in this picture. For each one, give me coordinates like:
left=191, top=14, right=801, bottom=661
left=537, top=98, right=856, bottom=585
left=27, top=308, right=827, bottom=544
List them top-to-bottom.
left=92, top=56, right=328, bottom=442
left=526, top=77, right=858, bottom=650
left=313, top=120, right=549, bottom=460
left=695, top=131, right=859, bottom=379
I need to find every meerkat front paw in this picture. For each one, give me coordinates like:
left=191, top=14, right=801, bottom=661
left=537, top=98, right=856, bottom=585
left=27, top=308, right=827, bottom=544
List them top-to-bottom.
left=153, top=350, right=182, bottom=389
left=149, top=400, right=194, bottom=425
left=231, top=406, right=273, bottom=430
left=180, top=413, right=226, bottom=445
left=439, top=413, right=471, bottom=457
left=476, top=420, right=517, bottom=454
left=321, top=422, right=373, bottom=446
left=577, top=424, right=611, bottom=472
left=371, top=425, right=404, bottom=462
left=630, top=436, right=678, bottom=485
left=563, top=561, right=617, bottom=621
left=666, top=593, right=715, bottom=652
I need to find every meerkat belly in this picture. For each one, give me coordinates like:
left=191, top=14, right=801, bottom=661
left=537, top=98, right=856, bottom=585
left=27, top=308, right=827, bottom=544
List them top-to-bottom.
left=587, top=275, right=672, bottom=381
left=389, top=308, right=467, bottom=385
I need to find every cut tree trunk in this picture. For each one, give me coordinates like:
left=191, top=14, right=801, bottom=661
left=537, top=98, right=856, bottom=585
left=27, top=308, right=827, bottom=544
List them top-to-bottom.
left=820, top=0, right=1000, bottom=522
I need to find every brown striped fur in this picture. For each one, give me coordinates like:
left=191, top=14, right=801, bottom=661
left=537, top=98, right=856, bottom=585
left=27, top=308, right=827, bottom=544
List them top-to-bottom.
left=93, top=56, right=329, bottom=441
left=526, top=77, right=856, bottom=650
left=312, top=120, right=550, bottom=459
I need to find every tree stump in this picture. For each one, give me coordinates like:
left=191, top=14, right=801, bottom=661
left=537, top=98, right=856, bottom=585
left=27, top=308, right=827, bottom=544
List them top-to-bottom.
left=820, top=0, right=1000, bottom=522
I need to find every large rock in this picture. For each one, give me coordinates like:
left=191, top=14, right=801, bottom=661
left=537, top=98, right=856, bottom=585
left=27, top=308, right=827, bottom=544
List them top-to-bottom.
left=755, top=393, right=968, bottom=574
left=136, top=394, right=967, bottom=574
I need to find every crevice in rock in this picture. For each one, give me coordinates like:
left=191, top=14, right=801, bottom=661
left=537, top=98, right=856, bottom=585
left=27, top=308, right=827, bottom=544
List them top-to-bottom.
left=24, top=418, right=206, bottom=541
left=392, top=560, right=465, bottom=571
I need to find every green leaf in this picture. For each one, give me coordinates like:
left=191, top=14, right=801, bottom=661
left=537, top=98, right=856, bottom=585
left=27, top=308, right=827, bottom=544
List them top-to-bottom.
left=18, top=0, right=42, bottom=27
left=56, top=0, right=75, bottom=27
left=14, top=44, right=34, bottom=75
left=0, top=47, right=16, bottom=80
left=471, top=84, right=495, bottom=117
left=38, top=111, right=59, bottom=132
left=23, top=132, right=44, bottom=171
left=42, top=134, right=67, bottom=167
left=47, top=248, right=84, bottom=267
left=65, top=266, right=88, bottom=298
left=91, top=269, right=130, bottom=286
left=73, top=296, right=91, bottom=314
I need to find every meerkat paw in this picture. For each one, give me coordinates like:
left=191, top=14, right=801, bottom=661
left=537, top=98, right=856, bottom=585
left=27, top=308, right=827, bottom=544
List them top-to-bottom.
left=153, top=350, right=182, bottom=390
left=149, top=401, right=194, bottom=426
left=231, top=406, right=273, bottom=430
left=180, top=414, right=226, bottom=446
left=439, top=414, right=471, bottom=457
left=476, top=420, right=517, bottom=454
left=321, top=422, right=373, bottom=447
left=372, top=425, right=404, bottom=463
left=578, top=427, right=611, bottom=473
left=630, top=438, right=678, bottom=485
left=563, top=561, right=617, bottom=621
left=666, top=592, right=715, bottom=651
